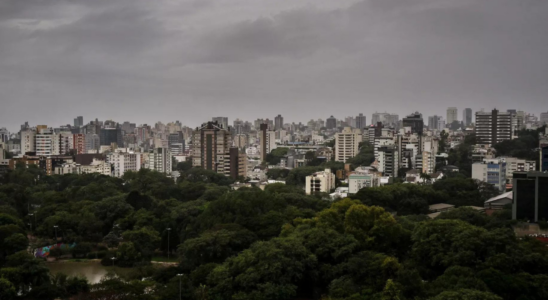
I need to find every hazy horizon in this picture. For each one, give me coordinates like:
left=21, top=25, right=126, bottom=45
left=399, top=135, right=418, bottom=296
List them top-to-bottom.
left=2, top=0, right=547, bottom=132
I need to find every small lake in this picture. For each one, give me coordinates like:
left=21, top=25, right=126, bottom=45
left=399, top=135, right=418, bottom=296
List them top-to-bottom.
left=46, top=261, right=137, bottom=284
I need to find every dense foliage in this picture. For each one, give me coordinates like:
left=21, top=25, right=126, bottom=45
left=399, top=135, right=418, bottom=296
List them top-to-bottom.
left=0, top=164, right=545, bottom=300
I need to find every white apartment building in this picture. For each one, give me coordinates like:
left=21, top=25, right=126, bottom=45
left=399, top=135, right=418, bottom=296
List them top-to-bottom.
left=335, top=127, right=362, bottom=162
left=35, top=128, right=54, bottom=156
left=20, top=130, right=36, bottom=154
left=266, top=131, right=277, bottom=154
left=374, top=136, right=395, bottom=159
left=107, top=151, right=142, bottom=177
left=497, top=157, right=536, bottom=181
left=472, top=158, right=507, bottom=192
left=81, top=159, right=112, bottom=176
left=305, top=169, right=336, bottom=195
left=348, top=172, right=380, bottom=194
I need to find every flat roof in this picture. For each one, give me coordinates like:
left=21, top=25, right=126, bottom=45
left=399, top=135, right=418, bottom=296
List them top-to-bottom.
left=429, top=203, right=455, bottom=210
left=427, top=212, right=441, bottom=219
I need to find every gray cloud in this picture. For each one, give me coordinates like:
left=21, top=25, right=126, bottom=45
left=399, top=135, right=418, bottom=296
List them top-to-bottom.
left=1, top=0, right=547, bottom=132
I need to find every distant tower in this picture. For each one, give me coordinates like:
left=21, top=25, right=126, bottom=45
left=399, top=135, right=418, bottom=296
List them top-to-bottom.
left=463, top=108, right=473, bottom=127
left=274, top=114, right=284, bottom=131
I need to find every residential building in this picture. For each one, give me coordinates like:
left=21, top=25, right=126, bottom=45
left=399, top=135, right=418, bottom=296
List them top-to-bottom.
left=447, top=107, right=458, bottom=125
left=463, top=108, right=473, bottom=127
left=475, top=109, right=513, bottom=145
left=402, top=112, right=424, bottom=135
left=540, top=112, right=548, bottom=125
left=355, top=113, right=367, bottom=130
left=274, top=115, right=284, bottom=131
left=428, top=115, right=441, bottom=130
left=73, top=116, right=84, bottom=127
left=326, top=116, right=337, bottom=130
left=191, top=121, right=231, bottom=174
left=259, top=123, right=268, bottom=162
left=100, top=126, right=124, bottom=147
left=335, top=127, right=362, bottom=162
left=0, top=128, right=9, bottom=143
left=36, top=128, right=54, bottom=156
left=20, top=130, right=36, bottom=154
left=266, top=131, right=277, bottom=154
left=73, top=134, right=86, bottom=154
left=234, top=134, right=247, bottom=150
left=377, top=145, right=398, bottom=177
left=228, top=147, right=247, bottom=180
left=146, top=148, right=172, bottom=174
left=108, top=151, right=142, bottom=177
left=498, top=157, right=536, bottom=182
left=80, top=158, right=111, bottom=176
left=472, top=158, right=507, bottom=192
left=305, top=169, right=335, bottom=195
left=512, top=172, right=548, bottom=222
left=348, top=173, right=379, bottom=194
left=484, top=191, right=513, bottom=214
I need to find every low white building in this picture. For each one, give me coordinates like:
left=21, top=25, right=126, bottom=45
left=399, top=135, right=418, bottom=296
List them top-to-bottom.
left=107, top=151, right=142, bottom=177
left=81, top=159, right=111, bottom=176
left=305, top=168, right=336, bottom=195
left=348, top=173, right=380, bottom=194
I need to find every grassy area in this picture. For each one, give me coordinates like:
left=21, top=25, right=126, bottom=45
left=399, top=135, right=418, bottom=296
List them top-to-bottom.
left=151, top=256, right=178, bottom=263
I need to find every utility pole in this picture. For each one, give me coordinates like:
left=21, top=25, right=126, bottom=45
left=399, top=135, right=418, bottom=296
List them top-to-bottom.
left=54, top=225, right=58, bottom=241
left=177, top=274, right=184, bottom=300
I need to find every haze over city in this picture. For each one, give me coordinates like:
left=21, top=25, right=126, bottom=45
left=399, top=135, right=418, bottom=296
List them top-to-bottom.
left=2, top=0, right=548, bottom=132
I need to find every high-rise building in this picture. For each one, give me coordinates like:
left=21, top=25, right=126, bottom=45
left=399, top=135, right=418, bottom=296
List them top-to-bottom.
left=446, top=107, right=458, bottom=125
left=463, top=108, right=473, bottom=127
left=475, top=109, right=513, bottom=145
left=402, top=112, right=424, bottom=135
left=540, top=112, right=548, bottom=125
left=355, top=113, right=367, bottom=130
left=274, top=115, right=284, bottom=131
left=428, top=115, right=441, bottom=130
left=73, top=116, right=84, bottom=127
left=326, top=116, right=337, bottom=130
left=212, top=117, right=229, bottom=130
left=191, top=121, right=231, bottom=173
left=259, top=123, right=268, bottom=162
left=100, top=126, right=124, bottom=147
left=335, top=127, right=362, bottom=162
left=0, top=128, right=9, bottom=143
left=35, top=128, right=54, bottom=156
left=20, top=130, right=36, bottom=154
left=73, top=134, right=86, bottom=154
left=377, top=145, right=398, bottom=177
left=228, top=147, right=247, bottom=180
left=146, top=148, right=172, bottom=174
left=472, top=158, right=507, bottom=192
left=305, top=169, right=335, bottom=195
left=512, top=172, right=548, bottom=222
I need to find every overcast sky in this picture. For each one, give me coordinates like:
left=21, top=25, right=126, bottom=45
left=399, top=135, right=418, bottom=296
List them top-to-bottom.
left=1, top=0, right=547, bottom=132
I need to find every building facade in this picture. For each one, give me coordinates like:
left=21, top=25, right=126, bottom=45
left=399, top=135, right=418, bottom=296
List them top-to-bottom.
left=446, top=107, right=458, bottom=125
left=463, top=108, right=472, bottom=127
left=475, top=109, right=513, bottom=145
left=191, top=121, right=231, bottom=174
left=335, top=127, right=362, bottom=162
left=472, top=158, right=507, bottom=192
left=305, top=169, right=335, bottom=195
left=512, top=172, right=548, bottom=222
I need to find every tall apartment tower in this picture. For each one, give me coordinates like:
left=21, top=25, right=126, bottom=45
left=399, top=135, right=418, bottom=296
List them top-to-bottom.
left=446, top=107, right=458, bottom=125
left=463, top=108, right=472, bottom=127
left=475, top=109, right=513, bottom=145
left=402, top=112, right=424, bottom=135
left=355, top=113, right=367, bottom=130
left=274, top=115, right=284, bottom=131
left=428, top=115, right=441, bottom=130
left=73, top=116, right=84, bottom=127
left=326, top=116, right=337, bottom=130
left=192, top=121, right=231, bottom=173
left=259, top=123, right=268, bottom=162
left=335, top=127, right=362, bottom=162
left=0, top=128, right=9, bottom=143
left=228, top=147, right=247, bottom=180
left=147, top=148, right=172, bottom=174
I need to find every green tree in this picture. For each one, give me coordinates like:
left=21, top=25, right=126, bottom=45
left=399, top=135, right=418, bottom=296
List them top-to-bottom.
left=122, top=227, right=161, bottom=259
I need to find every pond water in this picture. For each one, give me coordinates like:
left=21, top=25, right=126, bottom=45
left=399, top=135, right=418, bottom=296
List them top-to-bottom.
left=46, top=261, right=136, bottom=284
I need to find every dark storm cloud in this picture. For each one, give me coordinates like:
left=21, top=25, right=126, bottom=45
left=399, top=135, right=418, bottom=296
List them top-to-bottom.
left=1, top=0, right=547, bottom=132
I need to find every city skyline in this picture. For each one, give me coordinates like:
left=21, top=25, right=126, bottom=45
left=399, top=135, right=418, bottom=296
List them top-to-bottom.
left=1, top=0, right=548, bottom=132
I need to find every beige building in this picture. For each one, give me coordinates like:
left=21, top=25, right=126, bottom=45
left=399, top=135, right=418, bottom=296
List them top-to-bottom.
left=335, top=127, right=362, bottom=162
left=305, top=168, right=336, bottom=195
